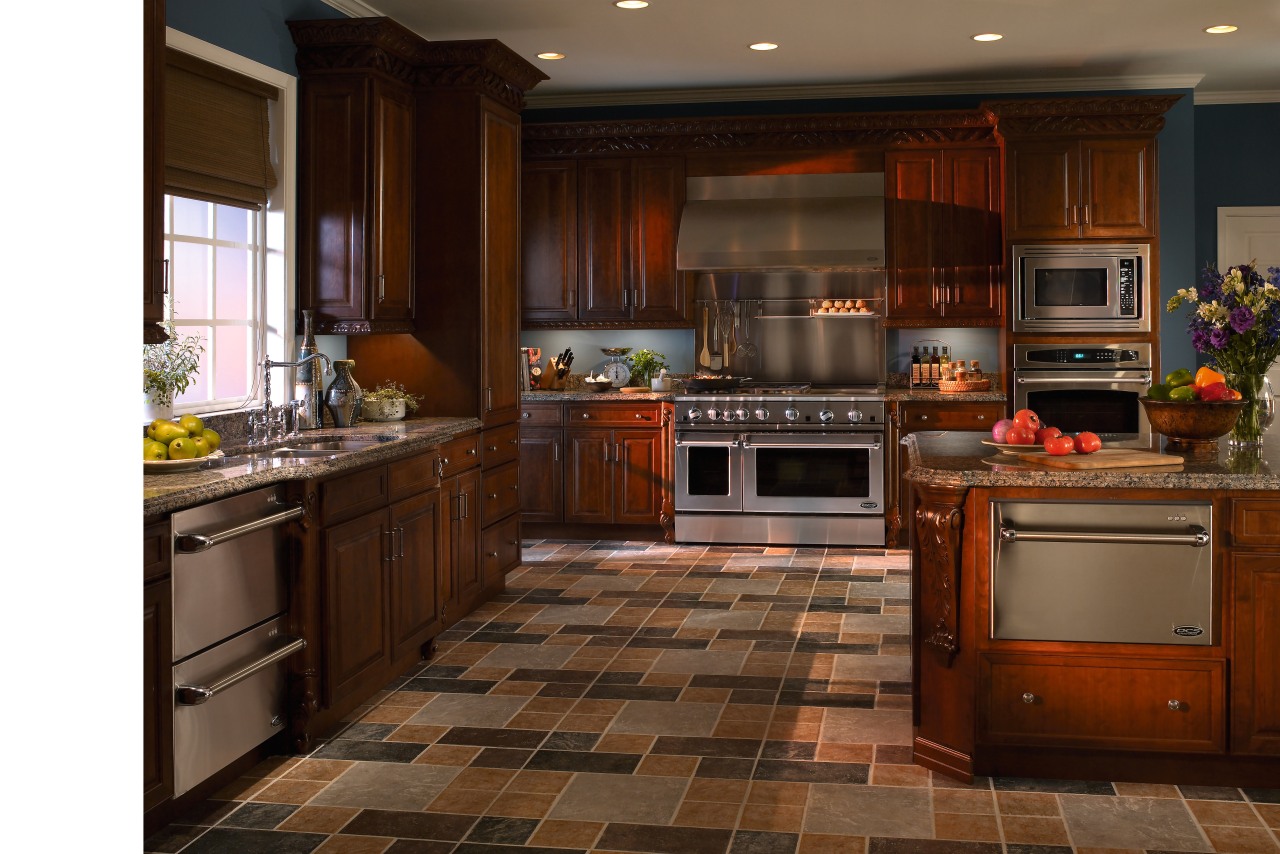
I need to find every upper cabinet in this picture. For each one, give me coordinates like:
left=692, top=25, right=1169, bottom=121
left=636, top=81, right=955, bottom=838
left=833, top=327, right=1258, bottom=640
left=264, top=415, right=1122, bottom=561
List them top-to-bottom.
left=143, top=0, right=167, bottom=343
left=291, top=19, right=419, bottom=335
left=986, top=96, right=1179, bottom=243
left=885, top=147, right=1003, bottom=327
left=521, top=155, right=687, bottom=328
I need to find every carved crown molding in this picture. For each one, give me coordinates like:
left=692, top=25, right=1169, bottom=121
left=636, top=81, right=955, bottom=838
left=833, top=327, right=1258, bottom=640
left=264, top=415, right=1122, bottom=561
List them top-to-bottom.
left=983, top=95, right=1183, bottom=137
left=523, top=110, right=996, bottom=157
left=523, top=320, right=695, bottom=331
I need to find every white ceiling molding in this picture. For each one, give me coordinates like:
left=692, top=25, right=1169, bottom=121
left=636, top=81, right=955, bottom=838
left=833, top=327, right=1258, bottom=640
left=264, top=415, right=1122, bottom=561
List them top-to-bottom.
left=321, top=0, right=381, bottom=17
left=524, top=75, right=1204, bottom=110
left=1194, top=90, right=1280, bottom=105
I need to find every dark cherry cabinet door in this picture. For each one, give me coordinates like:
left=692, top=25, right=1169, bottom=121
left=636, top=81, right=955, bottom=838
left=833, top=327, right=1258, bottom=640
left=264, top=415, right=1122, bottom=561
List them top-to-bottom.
left=143, top=0, right=167, bottom=342
left=370, top=80, right=414, bottom=324
left=481, top=106, right=522, bottom=427
left=1080, top=137, right=1156, bottom=239
left=1003, top=138, right=1078, bottom=240
left=940, top=148, right=1003, bottom=320
left=886, top=150, right=943, bottom=321
left=630, top=157, right=685, bottom=323
left=578, top=159, right=632, bottom=322
left=521, top=161, right=578, bottom=322
left=519, top=427, right=563, bottom=524
left=565, top=429, right=613, bottom=524
left=613, top=429, right=663, bottom=525
left=443, top=469, right=483, bottom=618
left=389, top=489, right=442, bottom=662
left=322, top=510, right=390, bottom=706
left=1232, top=551, right=1280, bottom=755
left=143, top=577, right=173, bottom=811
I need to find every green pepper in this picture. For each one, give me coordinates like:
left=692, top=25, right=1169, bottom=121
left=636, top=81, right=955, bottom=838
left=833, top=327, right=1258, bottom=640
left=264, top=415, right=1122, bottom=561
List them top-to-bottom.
left=1165, top=368, right=1194, bottom=388
left=1147, top=383, right=1171, bottom=401
left=1168, top=384, right=1197, bottom=402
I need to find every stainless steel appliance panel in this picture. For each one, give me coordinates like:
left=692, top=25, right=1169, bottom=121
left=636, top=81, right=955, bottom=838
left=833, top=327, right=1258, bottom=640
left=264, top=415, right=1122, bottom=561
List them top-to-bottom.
left=1013, top=244, right=1149, bottom=332
left=1014, top=368, right=1153, bottom=435
left=674, top=432, right=743, bottom=512
left=742, top=432, right=883, bottom=514
left=171, top=487, right=294, bottom=661
left=991, top=501, right=1213, bottom=645
left=676, top=512, right=885, bottom=547
left=172, top=616, right=291, bottom=796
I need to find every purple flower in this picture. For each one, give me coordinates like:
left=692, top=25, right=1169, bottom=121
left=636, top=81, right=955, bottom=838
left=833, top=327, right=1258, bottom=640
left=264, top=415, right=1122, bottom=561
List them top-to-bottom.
left=1230, top=306, right=1256, bottom=333
left=1209, top=327, right=1229, bottom=349
left=1191, top=329, right=1210, bottom=352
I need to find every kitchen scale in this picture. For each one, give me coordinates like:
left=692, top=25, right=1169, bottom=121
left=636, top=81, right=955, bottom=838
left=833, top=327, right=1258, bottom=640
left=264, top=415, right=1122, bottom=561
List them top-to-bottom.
left=601, top=347, right=632, bottom=387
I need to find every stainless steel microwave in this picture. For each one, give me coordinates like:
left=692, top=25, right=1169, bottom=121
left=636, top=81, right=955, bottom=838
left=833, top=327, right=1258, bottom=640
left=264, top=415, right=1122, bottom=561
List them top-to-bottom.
left=1013, top=244, right=1150, bottom=332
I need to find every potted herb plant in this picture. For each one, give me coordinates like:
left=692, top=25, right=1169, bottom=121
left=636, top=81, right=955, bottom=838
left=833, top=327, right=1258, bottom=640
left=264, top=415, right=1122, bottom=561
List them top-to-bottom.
left=143, top=319, right=205, bottom=422
left=629, top=348, right=670, bottom=390
left=361, top=380, right=421, bottom=422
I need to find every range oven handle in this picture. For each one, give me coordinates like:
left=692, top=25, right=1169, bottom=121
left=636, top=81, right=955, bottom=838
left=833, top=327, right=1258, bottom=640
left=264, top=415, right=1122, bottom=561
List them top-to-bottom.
left=1015, top=374, right=1151, bottom=385
left=674, top=434, right=742, bottom=447
left=741, top=436, right=882, bottom=450
left=175, top=504, right=304, bottom=553
left=999, top=524, right=1209, bottom=548
left=174, top=636, right=307, bottom=705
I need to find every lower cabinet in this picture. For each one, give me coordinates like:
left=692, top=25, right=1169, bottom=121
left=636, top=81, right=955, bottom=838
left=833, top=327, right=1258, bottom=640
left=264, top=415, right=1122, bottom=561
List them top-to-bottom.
left=441, top=467, right=481, bottom=623
left=1228, top=498, right=1280, bottom=755
left=143, top=520, right=173, bottom=812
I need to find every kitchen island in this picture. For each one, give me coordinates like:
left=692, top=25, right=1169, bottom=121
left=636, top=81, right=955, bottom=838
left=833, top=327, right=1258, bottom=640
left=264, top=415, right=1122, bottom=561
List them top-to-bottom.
left=904, top=432, right=1280, bottom=786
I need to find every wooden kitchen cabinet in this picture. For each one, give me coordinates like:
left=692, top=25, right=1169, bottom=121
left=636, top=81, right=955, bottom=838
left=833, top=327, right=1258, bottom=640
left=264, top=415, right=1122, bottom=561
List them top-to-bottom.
left=143, top=0, right=167, bottom=343
left=291, top=20, right=418, bottom=335
left=885, top=148, right=1002, bottom=327
left=522, top=156, right=687, bottom=328
left=886, top=399, right=1005, bottom=547
left=520, top=403, right=565, bottom=524
left=437, top=433, right=483, bottom=623
left=1228, top=498, right=1280, bottom=755
left=143, top=520, right=173, bottom=811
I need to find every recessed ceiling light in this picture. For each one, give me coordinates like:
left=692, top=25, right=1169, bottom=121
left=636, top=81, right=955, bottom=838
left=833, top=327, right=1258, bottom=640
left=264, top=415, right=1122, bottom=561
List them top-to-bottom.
left=615, top=1, right=649, bottom=8
left=1204, top=24, right=1238, bottom=34
left=972, top=33, right=1003, bottom=42
left=749, top=42, right=779, bottom=51
left=537, top=52, right=565, bottom=60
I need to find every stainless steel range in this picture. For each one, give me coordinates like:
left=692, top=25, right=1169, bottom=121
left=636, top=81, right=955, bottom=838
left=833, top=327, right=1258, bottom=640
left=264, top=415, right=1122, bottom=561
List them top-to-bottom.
left=674, top=383, right=887, bottom=546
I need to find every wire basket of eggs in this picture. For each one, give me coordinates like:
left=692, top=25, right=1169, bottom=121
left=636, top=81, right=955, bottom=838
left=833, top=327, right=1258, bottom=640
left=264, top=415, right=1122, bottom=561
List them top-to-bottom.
left=811, top=298, right=876, bottom=316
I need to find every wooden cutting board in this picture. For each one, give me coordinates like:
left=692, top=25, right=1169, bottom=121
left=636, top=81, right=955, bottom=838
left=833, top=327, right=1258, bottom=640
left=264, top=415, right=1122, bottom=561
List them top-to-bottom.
left=1014, top=448, right=1183, bottom=469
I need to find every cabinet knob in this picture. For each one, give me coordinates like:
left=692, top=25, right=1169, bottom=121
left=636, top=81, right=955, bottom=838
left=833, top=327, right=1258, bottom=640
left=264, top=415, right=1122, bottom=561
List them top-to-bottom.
left=522, top=412, right=531, bottom=419
left=582, top=413, right=591, bottom=419
left=920, top=415, right=928, bottom=421
left=977, top=415, right=985, bottom=421
left=509, top=438, right=518, bottom=445
left=488, top=445, right=498, bottom=452
left=467, top=448, right=476, bottom=455
left=489, top=493, right=498, bottom=500
left=508, top=539, right=518, bottom=545
left=487, top=551, right=498, bottom=558
left=1022, top=692, right=1037, bottom=704
left=1168, top=699, right=1185, bottom=711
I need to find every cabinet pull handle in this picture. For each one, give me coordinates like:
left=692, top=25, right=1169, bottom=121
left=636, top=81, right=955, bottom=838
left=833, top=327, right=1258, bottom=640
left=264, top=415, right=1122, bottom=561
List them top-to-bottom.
left=1082, top=204, right=1089, bottom=225
left=1072, top=205, right=1079, bottom=225
left=162, top=258, right=170, bottom=295
left=378, top=273, right=386, bottom=303
left=568, top=285, right=575, bottom=307
left=622, top=288, right=629, bottom=308
left=633, top=288, right=639, bottom=311
left=486, top=388, right=493, bottom=412
left=553, top=442, right=559, bottom=462
left=614, top=443, right=621, bottom=462
left=605, top=444, right=611, bottom=463
left=461, top=493, right=468, bottom=519
left=396, top=526, right=405, bottom=559
left=384, top=529, right=396, bottom=561
left=175, top=637, right=307, bottom=705
left=1022, top=692, right=1037, bottom=704
left=1168, top=699, right=1185, bottom=711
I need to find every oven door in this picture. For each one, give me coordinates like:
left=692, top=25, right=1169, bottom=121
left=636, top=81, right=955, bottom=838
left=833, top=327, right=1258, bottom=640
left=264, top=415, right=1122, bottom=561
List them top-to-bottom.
left=1014, top=369, right=1152, bottom=435
left=675, top=432, right=743, bottom=512
left=741, top=432, right=884, bottom=514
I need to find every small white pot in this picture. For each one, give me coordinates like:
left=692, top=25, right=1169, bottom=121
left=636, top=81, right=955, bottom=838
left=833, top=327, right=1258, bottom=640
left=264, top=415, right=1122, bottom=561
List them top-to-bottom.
left=143, top=396, right=173, bottom=424
left=362, top=398, right=407, bottom=422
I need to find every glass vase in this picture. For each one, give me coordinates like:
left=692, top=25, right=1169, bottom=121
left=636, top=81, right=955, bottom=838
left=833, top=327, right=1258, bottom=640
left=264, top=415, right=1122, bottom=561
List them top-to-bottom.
left=1225, top=372, right=1276, bottom=448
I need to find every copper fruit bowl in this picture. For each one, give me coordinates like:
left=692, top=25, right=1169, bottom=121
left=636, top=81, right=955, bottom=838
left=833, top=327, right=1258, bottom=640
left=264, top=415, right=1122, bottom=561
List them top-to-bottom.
left=1140, top=397, right=1244, bottom=451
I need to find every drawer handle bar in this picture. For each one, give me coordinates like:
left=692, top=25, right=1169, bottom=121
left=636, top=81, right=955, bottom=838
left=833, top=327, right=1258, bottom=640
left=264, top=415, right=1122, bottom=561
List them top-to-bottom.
left=1015, top=375, right=1151, bottom=385
left=175, top=504, right=304, bottom=553
left=999, top=525, right=1209, bottom=548
left=175, top=637, right=307, bottom=706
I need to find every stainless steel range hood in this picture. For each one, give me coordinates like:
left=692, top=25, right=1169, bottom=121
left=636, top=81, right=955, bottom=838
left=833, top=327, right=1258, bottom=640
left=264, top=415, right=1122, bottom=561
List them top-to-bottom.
left=676, top=173, right=886, bottom=272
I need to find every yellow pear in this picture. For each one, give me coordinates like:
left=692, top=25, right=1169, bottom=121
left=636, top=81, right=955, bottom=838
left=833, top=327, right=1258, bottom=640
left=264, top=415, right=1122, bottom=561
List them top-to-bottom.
left=179, top=414, right=204, bottom=436
left=152, top=421, right=190, bottom=446
left=201, top=428, right=222, bottom=453
left=189, top=436, right=211, bottom=457
left=167, top=437, right=198, bottom=460
left=143, top=440, right=168, bottom=461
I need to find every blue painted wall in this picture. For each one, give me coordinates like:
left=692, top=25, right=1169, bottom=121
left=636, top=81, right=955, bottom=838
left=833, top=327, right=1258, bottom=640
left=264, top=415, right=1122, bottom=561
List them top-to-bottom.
left=166, top=0, right=342, bottom=75
left=1193, top=103, right=1280, bottom=267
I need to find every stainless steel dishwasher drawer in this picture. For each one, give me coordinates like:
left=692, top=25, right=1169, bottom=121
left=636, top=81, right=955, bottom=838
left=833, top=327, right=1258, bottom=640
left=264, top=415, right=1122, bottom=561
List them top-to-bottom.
left=991, top=501, right=1213, bottom=646
left=172, top=617, right=291, bottom=796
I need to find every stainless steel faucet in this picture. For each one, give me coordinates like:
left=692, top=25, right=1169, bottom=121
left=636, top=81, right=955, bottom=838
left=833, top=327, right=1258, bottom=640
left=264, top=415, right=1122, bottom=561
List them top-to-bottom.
left=260, top=353, right=333, bottom=432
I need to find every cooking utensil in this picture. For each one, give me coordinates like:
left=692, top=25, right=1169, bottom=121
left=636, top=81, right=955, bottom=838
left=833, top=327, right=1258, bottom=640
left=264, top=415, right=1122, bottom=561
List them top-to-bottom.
left=736, top=300, right=758, bottom=358
left=726, top=301, right=737, bottom=356
left=708, top=303, right=724, bottom=372
left=699, top=306, right=712, bottom=368
left=683, top=375, right=741, bottom=391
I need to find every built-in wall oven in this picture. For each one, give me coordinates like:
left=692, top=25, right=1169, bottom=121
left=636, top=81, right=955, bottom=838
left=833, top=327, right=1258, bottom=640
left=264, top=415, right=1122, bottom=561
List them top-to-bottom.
left=1013, top=343, right=1152, bottom=443
left=674, top=387, right=886, bottom=546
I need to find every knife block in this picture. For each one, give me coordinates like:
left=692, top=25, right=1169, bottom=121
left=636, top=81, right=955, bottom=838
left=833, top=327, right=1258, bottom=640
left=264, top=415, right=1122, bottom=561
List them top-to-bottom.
left=539, top=368, right=566, bottom=390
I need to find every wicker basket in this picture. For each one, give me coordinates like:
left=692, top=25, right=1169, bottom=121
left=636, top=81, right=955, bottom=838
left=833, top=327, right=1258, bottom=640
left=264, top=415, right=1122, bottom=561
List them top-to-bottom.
left=937, top=378, right=991, bottom=393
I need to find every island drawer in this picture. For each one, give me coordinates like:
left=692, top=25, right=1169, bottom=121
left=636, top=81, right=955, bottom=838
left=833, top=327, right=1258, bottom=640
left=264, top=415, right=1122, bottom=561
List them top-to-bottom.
left=901, top=402, right=1004, bottom=432
left=520, top=403, right=562, bottom=426
left=567, top=403, right=660, bottom=426
left=481, top=423, right=521, bottom=469
left=439, top=433, right=481, bottom=478
left=389, top=449, right=439, bottom=503
left=480, top=461, right=521, bottom=527
left=320, top=465, right=389, bottom=525
left=1229, top=499, right=1280, bottom=546
left=481, top=513, right=522, bottom=586
left=144, top=520, right=171, bottom=583
left=978, top=653, right=1225, bottom=754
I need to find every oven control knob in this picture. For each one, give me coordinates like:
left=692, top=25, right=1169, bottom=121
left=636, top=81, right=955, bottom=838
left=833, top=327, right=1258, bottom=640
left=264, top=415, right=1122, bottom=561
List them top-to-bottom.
left=785, top=406, right=800, bottom=422
left=687, top=407, right=703, bottom=422
left=706, top=407, right=721, bottom=421
left=754, top=407, right=770, bottom=421
left=720, top=408, right=735, bottom=422
left=735, top=408, right=750, bottom=422
left=848, top=408, right=864, bottom=423
left=819, top=409, right=834, bottom=423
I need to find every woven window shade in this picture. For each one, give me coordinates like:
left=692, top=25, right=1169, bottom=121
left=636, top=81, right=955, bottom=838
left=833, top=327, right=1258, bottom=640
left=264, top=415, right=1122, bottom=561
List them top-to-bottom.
left=165, top=49, right=279, bottom=209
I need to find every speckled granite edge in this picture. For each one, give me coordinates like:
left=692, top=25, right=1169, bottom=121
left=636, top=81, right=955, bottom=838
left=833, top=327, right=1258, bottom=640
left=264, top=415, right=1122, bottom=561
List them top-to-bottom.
left=884, top=388, right=1007, bottom=403
left=523, top=390, right=675, bottom=402
left=144, top=417, right=481, bottom=518
left=904, top=432, right=1280, bottom=491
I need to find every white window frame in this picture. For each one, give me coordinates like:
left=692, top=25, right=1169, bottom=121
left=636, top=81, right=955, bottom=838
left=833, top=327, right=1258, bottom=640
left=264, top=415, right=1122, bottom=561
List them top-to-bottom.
left=165, top=29, right=297, bottom=415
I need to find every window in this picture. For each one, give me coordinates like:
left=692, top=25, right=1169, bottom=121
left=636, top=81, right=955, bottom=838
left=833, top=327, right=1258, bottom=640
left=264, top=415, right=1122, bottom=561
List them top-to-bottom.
left=163, top=30, right=296, bottom=416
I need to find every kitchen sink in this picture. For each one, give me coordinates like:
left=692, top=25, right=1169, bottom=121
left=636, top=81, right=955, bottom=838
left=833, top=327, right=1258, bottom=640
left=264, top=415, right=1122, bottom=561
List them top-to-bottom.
left=207, top=436, right=402, bottom=468
left=284, top=439, right=392, bottom=451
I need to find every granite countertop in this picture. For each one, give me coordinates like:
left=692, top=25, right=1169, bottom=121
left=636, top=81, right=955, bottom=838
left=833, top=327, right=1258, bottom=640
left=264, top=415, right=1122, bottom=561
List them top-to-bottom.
left=884, top=387, right=1007, bottom=403
left=523, top=388, right=1006, bottom=403
left=523, top=389, right=675, bottom=402
left=144, top=416, right=480, bottom=518
left=905, top=431, right=1280, bottom=491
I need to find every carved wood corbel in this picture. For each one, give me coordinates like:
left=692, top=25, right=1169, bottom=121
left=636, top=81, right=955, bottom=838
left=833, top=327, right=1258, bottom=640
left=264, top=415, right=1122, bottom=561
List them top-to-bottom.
left=913, top=482, right=968, bottom=666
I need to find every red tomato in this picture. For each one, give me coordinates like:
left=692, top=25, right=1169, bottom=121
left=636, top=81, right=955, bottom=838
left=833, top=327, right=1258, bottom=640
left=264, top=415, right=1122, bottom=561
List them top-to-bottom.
left=1013, top=408, right=1041, bottom=431
left=1006, top=425, right=1038, bottom=445
left=1034, top=425, right=1062, bottom=444
left=1073, top=431, right=1102, bottom=454
left=1044, top=435, right=1075, bottom=456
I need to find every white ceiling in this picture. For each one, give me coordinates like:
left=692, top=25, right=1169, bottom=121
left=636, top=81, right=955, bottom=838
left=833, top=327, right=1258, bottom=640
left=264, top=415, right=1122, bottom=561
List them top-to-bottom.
left=325, top=0, right=1280, bottom=108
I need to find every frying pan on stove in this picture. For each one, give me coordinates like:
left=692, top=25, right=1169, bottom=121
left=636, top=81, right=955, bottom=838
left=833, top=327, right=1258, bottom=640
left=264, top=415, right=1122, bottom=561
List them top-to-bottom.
left=682, top=376, right=742, bottom=391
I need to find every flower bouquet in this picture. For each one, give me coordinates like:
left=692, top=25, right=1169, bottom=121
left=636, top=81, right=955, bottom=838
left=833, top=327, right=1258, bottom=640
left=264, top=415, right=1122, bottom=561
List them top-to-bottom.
left=1166, top=262, right=1280, bottom=446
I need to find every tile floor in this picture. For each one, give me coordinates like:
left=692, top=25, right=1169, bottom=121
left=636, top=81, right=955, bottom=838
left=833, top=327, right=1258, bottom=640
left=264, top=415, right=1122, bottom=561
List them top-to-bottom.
left=145, top=540, right=1280, bottom=854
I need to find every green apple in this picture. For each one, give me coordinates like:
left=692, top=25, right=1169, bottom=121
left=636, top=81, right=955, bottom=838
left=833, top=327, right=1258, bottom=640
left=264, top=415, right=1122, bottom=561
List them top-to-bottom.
left=179, top=414, right=204, bottom=436
left=152, top=421, right=190, bottom=446
left=201, top=428, right=222, bottom=453
left=189, top=436, right=211, bottom=458
left=167, top=437, right=198, bottom=460
left=143, top=440, right=168, bottom=461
